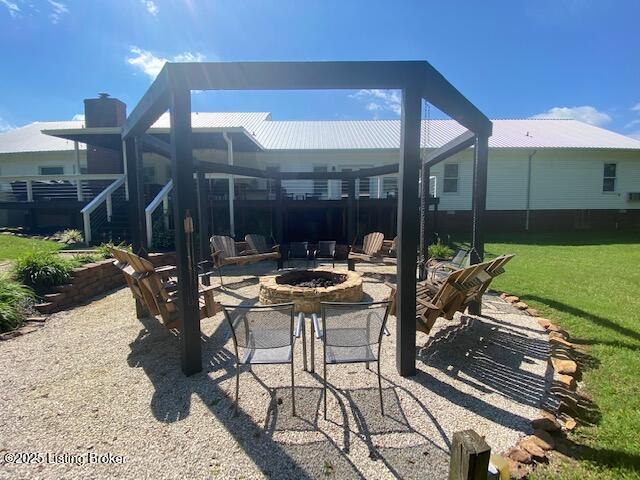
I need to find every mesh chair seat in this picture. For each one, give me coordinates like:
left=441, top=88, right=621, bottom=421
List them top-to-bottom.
left=241, top=345, right=293, bottom=364
left=325, top=345, right=376, bottom=364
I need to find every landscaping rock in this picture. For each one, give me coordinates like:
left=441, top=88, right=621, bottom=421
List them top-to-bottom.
left=505, top=295, right=520, bottom=303
left=514, top=301, right=529, bottom=310
left=526, top=308, right=541, bottom=317
left=25, top=316, right=47, bottom=323
left=537, top=318, right=552, bottom=329
left=17, top=326, right=39, bottom=335
left=548, top=330, right=569, bottom=341
left=549, top=336, right=574, bottom=348
left=550, top=357, right=578, bottom=375
left=554, top=374, right=576, bottom=389
left=531, top=412, right=561, bottom=432
left=562, top=417, right=577, bottom=431
left=532, top=430, right=555, bottom=450
left=519, top=437, right=546, bottom=459
left=507, top=447, right=532, bottom=464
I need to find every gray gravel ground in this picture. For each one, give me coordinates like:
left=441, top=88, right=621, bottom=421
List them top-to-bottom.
left=0, top=261, right=552, bottom=479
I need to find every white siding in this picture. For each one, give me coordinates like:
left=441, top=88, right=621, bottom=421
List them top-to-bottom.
left=0, top=150, right=85, bottom=176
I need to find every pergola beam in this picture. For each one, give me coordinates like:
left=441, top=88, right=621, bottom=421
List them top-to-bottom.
left=122, top=70, right=171, bottom=140
left=423, top=130, right=476, bottom=168
left=140, top=133, right=172, bottom=157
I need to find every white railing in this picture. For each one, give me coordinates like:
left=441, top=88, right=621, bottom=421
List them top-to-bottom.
left=0, top=174, right=125, bottom=203
left=80, top=175, right=126, bottom=245
left=145, top=179, right=173, bottom=248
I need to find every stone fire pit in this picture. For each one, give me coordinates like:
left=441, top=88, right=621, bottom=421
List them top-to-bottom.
left=259, top=269, right=363, bottom=313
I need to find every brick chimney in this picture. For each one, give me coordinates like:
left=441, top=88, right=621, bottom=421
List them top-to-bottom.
left=83, top=93, right=127, bottom=174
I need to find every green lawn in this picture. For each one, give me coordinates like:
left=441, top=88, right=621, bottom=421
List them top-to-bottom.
left=478, top=232, right=640, bottom=479
left=0, top=235, right=62, bottom=261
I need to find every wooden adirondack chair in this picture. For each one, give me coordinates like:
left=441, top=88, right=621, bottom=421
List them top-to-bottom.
left=348, top=232, right=389, bottom=269
left=244, top=234, right=281, bottom=258
left=210, top=235, right=280, bottom=286
left=110, top=247, right=148, bottom=310
left=118, top=249, right=220, bottom=330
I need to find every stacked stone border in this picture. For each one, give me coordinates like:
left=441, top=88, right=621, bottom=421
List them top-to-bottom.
left=0, top=252, right=176, bottom=341
left=498, top=292, right=584, bottom=478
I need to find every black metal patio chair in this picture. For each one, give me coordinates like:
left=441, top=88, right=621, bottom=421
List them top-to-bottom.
left=313, top=240, right=337, bottom=268
left=287, top=241, right=310, bottom=268
left=311, top=301, right=391, bottom=419
left=222, top=303, right=307, bottom=416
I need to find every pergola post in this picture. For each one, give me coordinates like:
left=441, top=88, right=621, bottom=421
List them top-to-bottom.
left=170, top=87, right=202, bottom=375
left=396, top=87, right=422, bottom=377
left=468, top=134, right=489, bottom=315
left=125, top=137, right=148, bottom=319
left=419, top=164, right=430, bottom=280
left=197, top=171, right=211, bottom=285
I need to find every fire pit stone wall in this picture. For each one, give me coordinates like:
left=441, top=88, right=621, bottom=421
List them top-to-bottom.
left=259, top=269, right=363, bottom=313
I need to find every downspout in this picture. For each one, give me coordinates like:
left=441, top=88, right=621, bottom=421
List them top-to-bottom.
left=222, top=131, right=235, bottom=237
left=525, top=150, right=537, bottom=230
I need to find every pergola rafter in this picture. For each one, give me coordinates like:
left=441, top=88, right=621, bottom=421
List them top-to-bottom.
left=122, top=61, right=492, bottom=376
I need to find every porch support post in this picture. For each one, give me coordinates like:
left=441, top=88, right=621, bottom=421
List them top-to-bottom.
left=170, top=87, right=202, bottom=375
left=396, top=87, right=421, bottom=377
left=223, top=132, right=235, bottom=237
left=468, top=134, right=488, bottom=315
left=125, top=136, right=148, bottom=319
left=125, top=138, right=147, bottom=254
left=419, top=164, right=430, bottom=280
left=197, top=171, right=211, bottom=286
left=347, top=174, right=356, bottom=245
left=274, top=177, right=284, bottom=269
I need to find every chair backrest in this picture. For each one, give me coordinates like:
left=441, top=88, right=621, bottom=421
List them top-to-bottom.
left=363, top=232, right=384, bottom=255
left=245, top=234, right=269, bottom=254
left=211, top=235, right=237, bottom=259
left=390, top=236, right=398, bottom=255
left=317, top=240, right=336, bottom=257
left=289, top=242, right=308, bottom=258
left=450, top=248, right=469, bottom=267
left=321, top=301, right=390, bottom=348
left=222, top=303, right=295, bottom=351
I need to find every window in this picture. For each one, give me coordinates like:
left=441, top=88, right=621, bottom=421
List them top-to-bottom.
left=443, top=163, right=459, bottom=193
left=603, top=163, right=616, bottom=192
left=39, top=166, right=64, bottom=175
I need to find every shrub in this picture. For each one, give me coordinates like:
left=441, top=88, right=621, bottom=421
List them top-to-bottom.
left=55, top=229, right=84, bottom=245
left=428, top=240, right=454, bottom=260
left=95, top=241, right=130, bottom=259
left=13, top=252, right=73, bottom=291
left=70, top=253, right=98, bottom=266
left=0, top=275, right=34, bottom=332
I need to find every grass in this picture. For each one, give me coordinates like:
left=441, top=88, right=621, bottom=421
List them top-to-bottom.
left=475, top=231, right=640, bottom=479
left=0, top=235, right=62, bottom=261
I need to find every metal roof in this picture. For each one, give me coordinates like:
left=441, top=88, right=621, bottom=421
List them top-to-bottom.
left=2, top=114, right=640, bottom=155
left=252, top=118, right=640, bottom=151
left=0, top=121, right=86, bottom=154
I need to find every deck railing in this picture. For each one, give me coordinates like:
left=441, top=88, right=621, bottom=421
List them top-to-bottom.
left=0, top=174, right=125, bottom=203
left=79, top=175, right=127, bottom=245
left=145, top=179, right=173, bottom=247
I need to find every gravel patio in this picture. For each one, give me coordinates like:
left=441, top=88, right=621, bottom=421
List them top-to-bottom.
left=0, top=262, right=552, bottom=479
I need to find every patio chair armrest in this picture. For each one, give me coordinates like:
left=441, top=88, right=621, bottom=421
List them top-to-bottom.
left=271, top=244, right=280, bottom=252
left=242, top=248, right=258, bottom=255
left=156, top=265, right=177, bottom=275
left=198, top=285, right=218, bottom=295
left=294, top=312, right=305, bottom=338
left=311, top=313, right=323, bottom=339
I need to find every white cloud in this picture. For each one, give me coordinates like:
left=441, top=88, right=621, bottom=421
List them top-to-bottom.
left=0, top=0, right=20, bottom=17
left=47, top=0, right=68, bottom=24
left=140, top=0, right=158, bottom=16
left=127, top=46, right=206, bottom=80
left=351, top=89, right=401, bottom=117
left=631, top=103, right=640, bottom=112
left=531, top=105, right=612, bottom=126
left=72, top=113, right=85, bottom=121
left=0, top=117, right=14, bottom=133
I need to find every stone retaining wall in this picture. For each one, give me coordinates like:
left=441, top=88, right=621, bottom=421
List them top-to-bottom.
left=34, top=252, right=176, bottom=315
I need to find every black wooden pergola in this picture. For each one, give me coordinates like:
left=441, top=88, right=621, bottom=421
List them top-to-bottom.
left=122, top=61, right=492, bottom=377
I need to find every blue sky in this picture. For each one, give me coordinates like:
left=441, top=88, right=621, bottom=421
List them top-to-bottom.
left=0, top=0, right=639, bottom=138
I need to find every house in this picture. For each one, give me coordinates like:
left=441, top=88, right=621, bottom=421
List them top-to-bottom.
left=1, top=94, right=639, bottom=242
